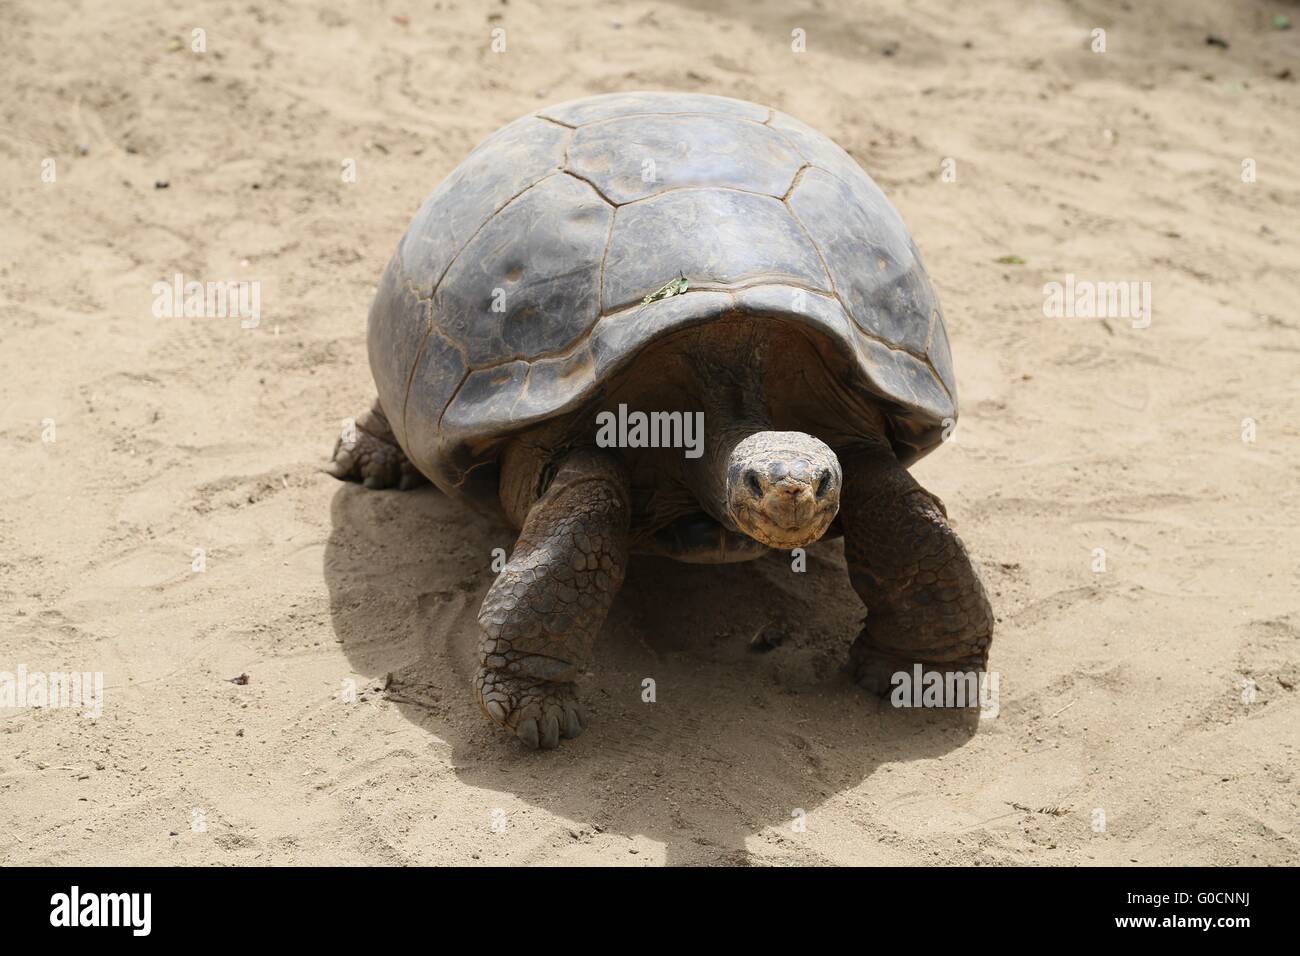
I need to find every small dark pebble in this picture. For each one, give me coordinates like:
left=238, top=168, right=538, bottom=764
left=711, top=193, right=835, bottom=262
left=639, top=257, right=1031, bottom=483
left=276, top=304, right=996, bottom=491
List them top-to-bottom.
left=1205, top=34, right=1229, bottom=49
left=154, top=180, right=170, bottom=189
left=228, top=673, right=250, bottom=685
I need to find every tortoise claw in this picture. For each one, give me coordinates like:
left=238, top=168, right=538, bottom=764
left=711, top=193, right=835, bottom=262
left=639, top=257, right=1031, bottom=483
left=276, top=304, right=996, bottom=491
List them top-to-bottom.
left=474, top=667, right=586, bottom=750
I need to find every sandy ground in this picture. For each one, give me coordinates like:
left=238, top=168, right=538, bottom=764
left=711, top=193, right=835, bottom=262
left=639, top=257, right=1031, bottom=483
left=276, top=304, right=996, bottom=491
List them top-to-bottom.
left=2, top=0, right=1297, bottom=866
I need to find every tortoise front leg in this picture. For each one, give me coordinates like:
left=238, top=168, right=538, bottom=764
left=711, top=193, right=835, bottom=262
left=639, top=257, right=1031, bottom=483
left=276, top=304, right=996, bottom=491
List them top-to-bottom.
left=839, top=443, right=994, bottom=698
left=475, top=449, right=631, bottom=749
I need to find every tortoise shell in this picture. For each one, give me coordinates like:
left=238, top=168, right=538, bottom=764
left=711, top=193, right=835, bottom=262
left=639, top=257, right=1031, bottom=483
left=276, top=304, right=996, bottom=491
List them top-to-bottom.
left=368, top=91, right=957, bottom=503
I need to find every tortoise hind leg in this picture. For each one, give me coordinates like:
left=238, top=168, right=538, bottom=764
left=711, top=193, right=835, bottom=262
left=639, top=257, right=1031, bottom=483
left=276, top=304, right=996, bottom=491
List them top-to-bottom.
left=325, top=398, right=426, bottom=490
left=839, top=443, right=994, bottom=700
left=476, top=448, right=631, bottom=749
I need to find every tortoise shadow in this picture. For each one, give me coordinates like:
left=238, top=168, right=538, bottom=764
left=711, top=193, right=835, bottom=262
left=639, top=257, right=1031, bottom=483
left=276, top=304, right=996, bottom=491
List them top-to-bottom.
left=324, top=482, right=980, bottom=865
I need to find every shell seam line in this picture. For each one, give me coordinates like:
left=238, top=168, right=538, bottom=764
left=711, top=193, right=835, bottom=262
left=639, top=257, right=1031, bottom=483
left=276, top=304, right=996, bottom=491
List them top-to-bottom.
left=535, top=114, right=576, bottom=130
left=762, top=123, right=874, bottom=198
left=560, top=125, right=576, bottom=173
left=782, top=163, right=812, bottom=201
left=545, top=164, right=865, bottom=217
left=399, top=168, right=563, bottom=441
left=432, top=168, right=565, bottom=296
left=560, top=168, right=618, bottom=208
left=611, top=182, right=790, bottom=208
left=781, top=198, right=838, bottom=299
left=598, top=203, right=617, bottom=317
left=403, top=278, right=434, bottom=303
left=452, top=283, right=932, bottom=377
left=405, top=325, right=470, bottom=439
left=399, top=343, right=427, bottom=444
left=924, top=347, right=955, bottom=406
left=507, top=363, right=530, bottom=424
left=436, top=365, right=472, bottom=433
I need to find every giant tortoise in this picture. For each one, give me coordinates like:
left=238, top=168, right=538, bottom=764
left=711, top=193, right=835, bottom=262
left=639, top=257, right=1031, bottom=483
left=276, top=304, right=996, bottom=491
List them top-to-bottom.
left=328, top=91, right=994, bottom=749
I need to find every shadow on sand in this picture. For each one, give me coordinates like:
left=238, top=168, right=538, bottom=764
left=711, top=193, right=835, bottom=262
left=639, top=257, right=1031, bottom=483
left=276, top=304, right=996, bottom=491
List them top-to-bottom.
left=324, top=482, right=978, bottom=865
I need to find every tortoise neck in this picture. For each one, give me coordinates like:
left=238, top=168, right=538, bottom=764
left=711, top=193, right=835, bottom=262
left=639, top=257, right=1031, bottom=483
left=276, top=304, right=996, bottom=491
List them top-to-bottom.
left=683, top=355, right=773, bottom=528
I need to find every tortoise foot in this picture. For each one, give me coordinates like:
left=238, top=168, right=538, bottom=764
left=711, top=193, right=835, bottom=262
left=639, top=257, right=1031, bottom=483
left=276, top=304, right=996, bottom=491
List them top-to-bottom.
left=325, top=401, right=425, bottom=490
left=849, top=629, right=989, bottom=704
left=849, top=638, right=907, bottom=698
left=474, top=667, right=587, bottom=750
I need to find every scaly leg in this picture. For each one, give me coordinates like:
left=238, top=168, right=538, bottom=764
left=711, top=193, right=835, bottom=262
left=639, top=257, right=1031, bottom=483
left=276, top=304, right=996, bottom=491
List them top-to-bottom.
left=839, top=443, right=994, bottom=699
left=475, top=449, right=630, bottom=749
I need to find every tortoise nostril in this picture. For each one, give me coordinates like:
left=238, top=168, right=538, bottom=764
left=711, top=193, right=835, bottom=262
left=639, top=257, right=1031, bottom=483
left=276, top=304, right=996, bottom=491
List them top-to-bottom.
left=744, top=469, right=764, bottom=498
left=815, top=469, right=833, bottom=498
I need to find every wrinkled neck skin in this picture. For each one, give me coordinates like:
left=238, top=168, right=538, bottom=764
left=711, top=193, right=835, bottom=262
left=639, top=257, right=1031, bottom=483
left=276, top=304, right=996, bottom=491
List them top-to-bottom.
left=681, top=333, right=771, bottom=526
left=681, top=337, right=842, bottom=549
left=686, top=393, right=773, bottom=530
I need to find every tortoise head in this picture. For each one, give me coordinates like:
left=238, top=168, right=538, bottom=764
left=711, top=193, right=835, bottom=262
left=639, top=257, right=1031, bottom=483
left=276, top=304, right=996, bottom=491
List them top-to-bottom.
left=724, top=431, right=841, bottom=550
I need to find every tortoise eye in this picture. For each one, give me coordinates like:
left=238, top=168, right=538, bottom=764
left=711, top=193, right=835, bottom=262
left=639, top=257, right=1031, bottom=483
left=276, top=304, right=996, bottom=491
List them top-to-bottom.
left=745, top=470, right=764, bottom=497
left=815, top=470, right=832, bottom=498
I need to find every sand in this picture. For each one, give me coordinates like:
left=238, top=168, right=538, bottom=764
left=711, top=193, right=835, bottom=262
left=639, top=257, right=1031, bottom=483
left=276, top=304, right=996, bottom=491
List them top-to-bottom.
left=1, top=0, right=1297, bottom=865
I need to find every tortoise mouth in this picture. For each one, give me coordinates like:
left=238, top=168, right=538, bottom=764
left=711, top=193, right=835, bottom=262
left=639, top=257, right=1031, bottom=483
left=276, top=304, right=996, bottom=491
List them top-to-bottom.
left=729, top=499, right=838, bottom=550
